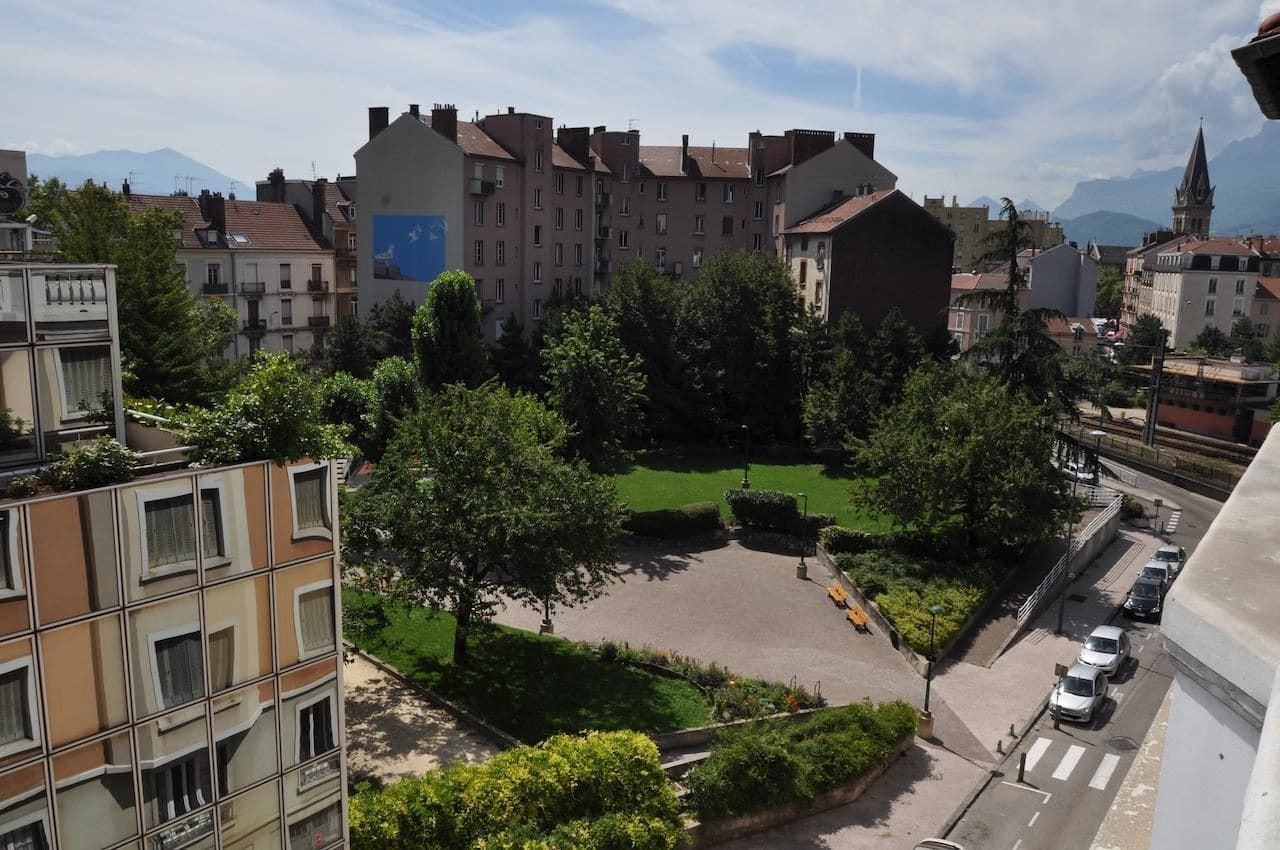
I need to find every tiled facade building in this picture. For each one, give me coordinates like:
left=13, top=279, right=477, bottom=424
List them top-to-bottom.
left=355, top=104, right=899, bottom=340
left=922, top=195, right=1066, bottom=272
left=0, top=261, right=347, bottom=850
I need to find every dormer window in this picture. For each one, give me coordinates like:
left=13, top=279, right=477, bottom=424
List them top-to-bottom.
left=203, top=229, right=220, bottom=247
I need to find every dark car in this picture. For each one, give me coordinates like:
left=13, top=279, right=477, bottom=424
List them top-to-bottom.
left=1123, top=577, right=1165, bottom=620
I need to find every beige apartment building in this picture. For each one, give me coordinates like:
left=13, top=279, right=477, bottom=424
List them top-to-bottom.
left=356, top=104, right=899, bottom=340
left=923, top=196, right=1065, bottom=271
left=1147, top=236, right=1260, bottom=349
left=0, top=261, right=346, bottom=850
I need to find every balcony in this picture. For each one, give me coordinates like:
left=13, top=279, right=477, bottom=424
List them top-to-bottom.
left=469, top=178, right=496, bottom=196
left=595, top=192, right=611, bottom=208
left=595, top=225, right=611, bottom=240
left=335, top=246, right=356, bottom=262
left=594, top=259, right=612, bottom=275
left=307, top=278, right=330, bottom=293
left=240, top=279, right=265, bottom=297
left=201, top=281, right=229, bottom=295
left=308, top=315, right=332, bottom=328
left=243, top=319, right=266, bottom=336
left=298, top=755, right=342, bottom=791
left=153, top=810, right=214, bottom=850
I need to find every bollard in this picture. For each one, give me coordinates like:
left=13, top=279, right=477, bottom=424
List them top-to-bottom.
left=1053, top=709, right=1060, bottom=731
left=1010, top=723, right=1016, bottom=737
left=996, top=739, right=1003, bottom=755
left=1018, top=752, right=1027, bottom=783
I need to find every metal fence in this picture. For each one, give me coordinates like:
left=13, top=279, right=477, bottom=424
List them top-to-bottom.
left=1017, top=495, right=1124, bottom=627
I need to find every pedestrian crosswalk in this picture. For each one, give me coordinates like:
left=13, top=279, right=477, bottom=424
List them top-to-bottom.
left=1164, top=510, right=1182, bottom=534
left=1021, top=737, right=1126, bottom=792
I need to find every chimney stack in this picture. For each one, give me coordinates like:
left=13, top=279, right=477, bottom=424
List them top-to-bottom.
left=409, top=103, right=420, bottom=118
left=431, top=103, right=458, bottom=144
left=368, top=106, right=390, bottom=140
left=556, top=127, right=591, bottom=165
left=681, top=134, right=689, bottom=175
left=267, top=167, right=286, bottom=203
left=311, top=178, right=328, bottom=235
left=121, top=180, right=130, bottom=197
left=199, top=190, right=227, bottom=233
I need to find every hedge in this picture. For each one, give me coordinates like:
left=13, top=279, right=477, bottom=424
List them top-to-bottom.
left=722, top=489, right=835, bottom=537
left=624, top=502, right=722, bottom=539
left=819, top=526, right=884, bottom=555
left=683, top=700, right=917, bottom=821
left=349, top=731, right=684, bottom=850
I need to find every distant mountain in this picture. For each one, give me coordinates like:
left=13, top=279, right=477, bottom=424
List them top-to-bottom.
left=1052, top=123, right=1280, bottom=236
left=26, top=148, right=243, bottom=197
left=968, top=195, right=1000, bottom=211
left=1016, top=198, right=1047, bottom=214
left=1058, top=211, right=1165, bottom=248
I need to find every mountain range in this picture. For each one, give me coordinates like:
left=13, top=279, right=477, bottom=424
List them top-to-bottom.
left=26, top=148, right=243, bottom=197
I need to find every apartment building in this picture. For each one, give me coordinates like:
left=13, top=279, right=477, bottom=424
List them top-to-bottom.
left=355, top=103, right=898, bottom=340
left=256, top=172, right=359, bottom=320
left=126, top=189, right=336, bottom=360
left=782, top=189, right=953, bottom=335
left=922, top=195, right=1066, bottom=271
left=1121, top=229, right=1177, bottom=332
left=1146, top=236, right=1260, bottom=349
left=1015, top=243, right=1098, bottom=316
left=0, top=260, right=347, bottom=850
left=948, top=272, right=1016, bottom=350
left=1251, top=276, right=1280, bottom=340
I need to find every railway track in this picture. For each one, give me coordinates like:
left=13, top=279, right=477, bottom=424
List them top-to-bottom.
left=1075, top=415, right=1255, bottom=467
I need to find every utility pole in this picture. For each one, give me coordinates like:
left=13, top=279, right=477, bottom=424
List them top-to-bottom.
left=1143, top=333, right=1166, bottom=447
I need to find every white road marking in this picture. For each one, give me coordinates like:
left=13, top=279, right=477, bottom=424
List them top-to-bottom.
left=1165, top=511, right=1182, bottom=533
left=1136, top=644, right=1145, bottom=655
left=1113, top=691, right=1124, bottom=704
left=1025, top=737, right=1052, bottom=771
left=1052, top=745, right=1086, bottom=780
left=1089, top=753, right=1122, bottom=790
left=1001, top=781, right=1053, bottom=803
left=1028, top=811, right=1041, bottom=828
left=1012, top=840, right=1023, bottom=850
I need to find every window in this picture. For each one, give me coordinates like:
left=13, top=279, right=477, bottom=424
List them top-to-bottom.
left=535, top=149, right=544, bottom=173
left=474, top=163, right=484, bottom=180
left=621, top=163, right=631, bottom=182
left=495, top=166, right=505, bottom=188
left=755, top=166, right=765, bottom=187
left=555, top=172, right=564, bottom=194
left=576, top=175, right=584, bottom=196
left=638, top=181, right=646, bottom=195
left=657, top=182, right=669, bottom=202
left=695, top=183, right=707, bottom=202
left=723, top=184, right=735, bottom=203
left=533, top=188, right=543, bottom=210
left=620, top=197, right=631, bottom=217
left=474, top=201, right=484, bottom=225
left=753, top=201, right=764, bottom=220
left=496, top=202, right=506, bottom=227
left=555, top=207, right=564, bottom=230
left=575, top=209, right=583, bottom=231
left=656, top=213, right=667, bottom=235
left=694, top=215, right=705, bottom=234
left=721, top=216, right=733, bottom=236
left=533, top=225, right=542, bottom=247
left=618, top=231, right=629, bottom=249
left=347, top=232, right=356, bottom=249
left=752, top=233, right=763, bottom=252
left=801, top=236, right=809, bottom=251
left=474, top=240, right=484, bottom=265
left=496, top=241, right=505, bottom=265
left=554, top=243, right=564, bottom=266
left=574, top=243, right=583, bottom=266
left=655, top=247, right=667, bottom=272
left=692, top=248, right=703, bottom=269
left=1239, top=257, right=1249, bottom=271
left=533, top=262, right=542, bottom=283
left=206, top=264, right=221, bottom=288
left=280, top=264, right=292, bottom=289
left=1208, top=277, right=1218, bottom=293
left=553, top=278, right=563, bottom=298
left=574, top=278, right=583, bottom=295
left=495, top=279, right=505, bottom=303
left=1237, top=279, right=1247, bottom=294
left=1234, top=297, right=1244, bottom=317
left=1205, top=298, right=1216, bottom=316
left=281, top=299, right=292, bottom=326
left=533, top=299, right=542, bottom=319
left=1262, top=302, right=1271, bottom=316
left=1257, top=323, right=1270, bottom=337
left=283, top=333, right=294, bottom=354
left=58, top=346, right=111, bottom=418
left=290, top=464, right=330, bottom=538
left=201, top=487, right=225, bottom=561
left=143, top=493, right=197, bottom=574
left=0, top=512, right=16, bottom=594
left=296, top=584, right=335, bottom=657
left=208, top=627, right=234, bottom=692
left=153, top=631, right=204, bottom=709
left=0, top=661, right=35, bottom=753
left=298, top=693, right=336, bottom=762
left=155, top=753, right=209, bottom=824
left=289, top=803, right=341, bottom=850
left=0, top=821, right=45, bottom=850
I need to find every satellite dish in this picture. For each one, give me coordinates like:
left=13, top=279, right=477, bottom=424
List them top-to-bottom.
left=0, top=172, right=27, bottom=216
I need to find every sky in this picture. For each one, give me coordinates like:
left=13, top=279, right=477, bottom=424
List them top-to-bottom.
left=8, top=0, right=1280, bottom=210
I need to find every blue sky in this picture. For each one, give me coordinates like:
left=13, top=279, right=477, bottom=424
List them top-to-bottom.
left=6, top=0, right=1278, bottom=210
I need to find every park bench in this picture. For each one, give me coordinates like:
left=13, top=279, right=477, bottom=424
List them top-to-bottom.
left=827, top=584, right=849, bottom=607
left=846, top=604, right=870, bottom=633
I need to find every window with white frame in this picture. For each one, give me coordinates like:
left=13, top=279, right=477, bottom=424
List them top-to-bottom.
left=535, top=149, right=544, bottom=173
left=495, top=166, right=505, bottom=188
left=754, top=166, right=765, bottom=187
left=554, top=173, right=564, bottom=194
left=657, top=182, right=668, bottom=202
left=695, top=183, right=707, bottom=202
left=723, top=184, right=735, bottom=203
left=533, top=188, right=543, bottom=210
left=474, top=201, right=484, bottom=226
left=753, top=201, right=764, bottom=220
left=496, top=202, right=506, bottom=227
left=555, top=207, right=564, bottom=230
left=575, top=209, right=583, bottom=231
left=694, top=214, right=705, bottom=235
left=533, top=225, right=542, bottom=247
left=618, top=231, right=629, bottom=250
left=347, top=232, right=356, bottom=249
left=752, top=233, right=764, bottom=252
left=474, top=240, right=484, bottom=266
left=554, top=243, right=563, bottom=266
left=574, top=243, right=583, bottom=266
left=655, top=247, right=666, bottom=272
left=692, top=248, right=703, bottom=269
left=533, top=261, right=543, bottom=283
left=1208, top=277, right=1218, bottom=293
left=1236, top=278, right=1247, bottom=294
left=495, top=279, right=505, bottom=303
left=1234, top=297, right=1244, bottom=317
left=1206, top=298, right=1216, bottom=316
left=533, top=299, right=542, bottom=319
left=58, top=346, right=111, bottom=419
left=290, top=465, right=330, bottom=538
left=143, top=492, right=197, bottom=575
left=297, top=583, right=335, bottom=657
left=208, top=626, right=234, bottom=692
left=152, top=630, right=204, bottom=709
left=0, top=660, right=36, bottom=754
left=298, top=693, right=336, bottom=762
left=154, top=752, right=209, bottom=824
left=0, top=819, right=46, bottom=850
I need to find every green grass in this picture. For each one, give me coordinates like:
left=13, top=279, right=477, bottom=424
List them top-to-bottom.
left=612, top=450, right=891, bottom=533
left=345, top=590, right=710, bottom=743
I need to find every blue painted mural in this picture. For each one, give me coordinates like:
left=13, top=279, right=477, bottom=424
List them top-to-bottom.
left=371, top=215, right=448, bottom=283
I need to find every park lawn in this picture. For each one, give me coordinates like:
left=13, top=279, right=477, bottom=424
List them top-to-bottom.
left=613, top=451, right=892, bottom=533
left=344, top=589, right=711, bottom=744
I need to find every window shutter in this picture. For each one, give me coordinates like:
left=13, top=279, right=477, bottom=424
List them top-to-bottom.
left=60, top=347, right=111, bottom=411
left=294, top=469, right=327, bottom=530
left=201, top=489, right=223, bottom=558
left=146, top=495, right=197, bottom=570
left=0, top=512, right=12, bottom=591
left=299, top=588, right=334, bottom=652
left=209, top=629, right=233, bottom=692
left=157, top=633, right=204, bottom=708
left=0, top=668, right=27, bottom=744
left=317, top=697, right=334, bottom=753
left=299, top=704, right=313, bottom=760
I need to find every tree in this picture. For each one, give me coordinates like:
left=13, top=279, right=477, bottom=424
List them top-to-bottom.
left=22, top=175, right=69, bottom=237
left=48, top=180, right=128, bottom=264
left=1095, top=267, right=1124, bottom=319
left=411, top=270, right=487, bottom=392
left=366, top=291, right=416, bottom=360
left=541, top=305, right=647, bottom=467
left=869, top=307, right=928, bottom=409
left=802, top=313, right=879, bottom=450
left=320, top=314, right=377, bottom=378
left=490, top=314, right=537, bottom=393
left=1121, top=315, right=1167, bottom=366
left=1229, top=316, right=1266, bottom=362
left=1189, top=325, right=1232, bottom=357
left=185, top=353, right=351, bottom=466
left=365, top=356, right=420, bottom=462
left=858, top=362, right=1065, bottom=553
left=318, top=372, right=376, bottom=456
left=346, top=383, right=626, bottom=665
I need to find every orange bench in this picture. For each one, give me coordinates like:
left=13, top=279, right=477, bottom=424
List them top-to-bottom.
left=827, top=584, right=849, bottom=607
left=846, top=604, right=870, bottom=633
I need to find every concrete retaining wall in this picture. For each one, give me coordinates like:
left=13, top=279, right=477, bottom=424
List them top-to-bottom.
left=684, top=733, right=916, bottom=848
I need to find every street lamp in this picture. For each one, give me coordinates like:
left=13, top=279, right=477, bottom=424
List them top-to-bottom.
left=740, top=424, right=751, bottom=490
left=796, top=492, right=808, bottom=580
left=923, top=604, right=945, bottom=715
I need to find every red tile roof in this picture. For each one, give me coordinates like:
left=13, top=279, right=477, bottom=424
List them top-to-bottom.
left=422, top=116, right=515, bottom=160
left=552, top=144, right=588, bottom=171
left=640, top=145, right=751, bottom=178
left=304, top=181, right=353, bottom=223
left=783, top=189, right=895, bottom=234
left=128, top=193, right=324, bottom=252
left=127, top=194, right=209, bottom=248
left=1164, top=236, right=1259, bottom=256
left=950, top=272, right=1006, bottom=292
left=1257, top=277, right=1280, bottom=300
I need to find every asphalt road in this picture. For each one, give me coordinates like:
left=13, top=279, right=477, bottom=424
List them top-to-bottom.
left=948, top=617, right=1174, bottom=850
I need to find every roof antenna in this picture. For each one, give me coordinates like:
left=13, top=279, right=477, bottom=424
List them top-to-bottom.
left=627, top=118, right=638, bottom=131
left=311, top=160, right=317, bottom=180
left=128, top=171, right=143, bottom=191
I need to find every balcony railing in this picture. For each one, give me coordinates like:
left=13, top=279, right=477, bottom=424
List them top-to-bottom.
left=469, top=178, right=496, bottom=196
left=595, top=192, right=611, bottom=208
left=595, top=225, right=611, bottom=240
left=335, top=246, right=356, bottom=262
left=594, top=260, right=612, bottom=275
left=240, top=279, right=265, bottom=296
left=307, top=279, right=330, bottom=293
left=201, top=281, right=229, bottom=295
left=308, top=315, right=332, bottom=328
left=243, top=319, right=267, bottom=335
left=298, top=755, right=341, bottom=791
left=152, top=810, right=214, bottom=850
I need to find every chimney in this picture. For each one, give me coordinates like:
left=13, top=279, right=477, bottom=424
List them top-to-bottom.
left=409, top=103, right=419, bottom=118
left=431, top=103, right=458, bottom=144
left=368, top=106, right=390, bottom=140
left=507, top=106, right=515, bottom=115
left=556, top=127, right=591, bottom=165
left=843, top=131, right=876, bottom=160
left=681, top=134, right=689, bottom=175
left=711, top=141, right=716, bottom=163
left=268, top=167, right=286, bottom=203
left=311, top=178, right=328, bottom=233
left=121, top=180, right=130, bottom=197
left=200, top=190, right=226, bottom=233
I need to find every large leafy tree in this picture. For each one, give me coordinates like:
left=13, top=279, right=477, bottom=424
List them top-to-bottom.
left=1095, top=267, right=1124, bottom=319
left=411, top=270, right=487, bottom=392
left=366, top=291, right=416, bottom=360
left=541, top=305, right=647, bottom=467
left=869, top=307, right=928, bottom=408
left=320, top=314, right=377, bottom=378
left=490, top=314, right=537, bottom=394
left=1120, top=315, right=1167, bottom=366
left=1229, top=316, right=1265, bottom=362
left=1190, top=324, right=1232, bottom=357
left=859, top=362, right=1065, bottom=554
left=346, top=383, right=626, bottom=665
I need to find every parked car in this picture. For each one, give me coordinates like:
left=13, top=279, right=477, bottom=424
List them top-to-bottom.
left=1061, top=461, right=1098, bottom=485
left=1150, top=545, right=1187, bottom=577
left=1139, top=561, right=1174, bottom=589
left=1123, top=577, right=1166, bottom=620
left=1078, top=625, right=1130, bottom=676
left=1049, top=662, right=1109, bottom=724
left=915, top=841, right=965, bottom=850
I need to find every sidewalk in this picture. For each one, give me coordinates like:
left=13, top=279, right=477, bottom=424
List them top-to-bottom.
left=1091, top=686, right=1171, bottom=850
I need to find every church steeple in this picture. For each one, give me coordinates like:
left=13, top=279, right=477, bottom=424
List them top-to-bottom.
left=1172, top=124, right=1214, bottom=236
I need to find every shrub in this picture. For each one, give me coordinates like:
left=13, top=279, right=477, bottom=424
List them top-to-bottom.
left=52, top=437, right=137, bottom=491
left=5, top=475, right=39, bottom=499
left=723, top=488, right=797, bottom=531
left=1120, top=494, right=1145, bottom=520
left=624, top=502, right=721, bottom=539
left=801, top=512, right=837, bottom=538
left=819, top=526, right=882, bottom=555
left=836, top=549, right=926, bottom=599
left=875, top=582, right=987, bottom=654
left=683, top=727, right=804, bottom=819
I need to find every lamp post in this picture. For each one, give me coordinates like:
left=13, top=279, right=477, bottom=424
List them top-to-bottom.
left=740, top=424, right=751, bottom=490
left=1056, top=447, right=1080, bottom=637
left=796, top=492, right=808, bottom=580
left=924, top=604, right=945, bottom=714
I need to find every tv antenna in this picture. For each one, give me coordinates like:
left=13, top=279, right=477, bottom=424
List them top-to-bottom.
left=627, top=118, right=638, bottom=131
left=311, top=160, right=317, bottom=180
left=127, top=171, right=143, bottom=191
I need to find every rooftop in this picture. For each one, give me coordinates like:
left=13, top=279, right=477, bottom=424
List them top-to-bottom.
left=639, top=145, right=751, bottom=179
left=783, top=189, right=895, bottom=234
left=128, top=193, right=325, bottom=252
left=1132, top=356, right=1278, bottom=384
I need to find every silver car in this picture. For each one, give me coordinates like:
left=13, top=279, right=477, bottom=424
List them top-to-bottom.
left=1150, top=545, right=1187, bottom=577
left=1139, top=561, right=1173, bottom=589
left=1078, top=625, right=1130, bottom=676
left=1048, top=662, right=1108, bottom=724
